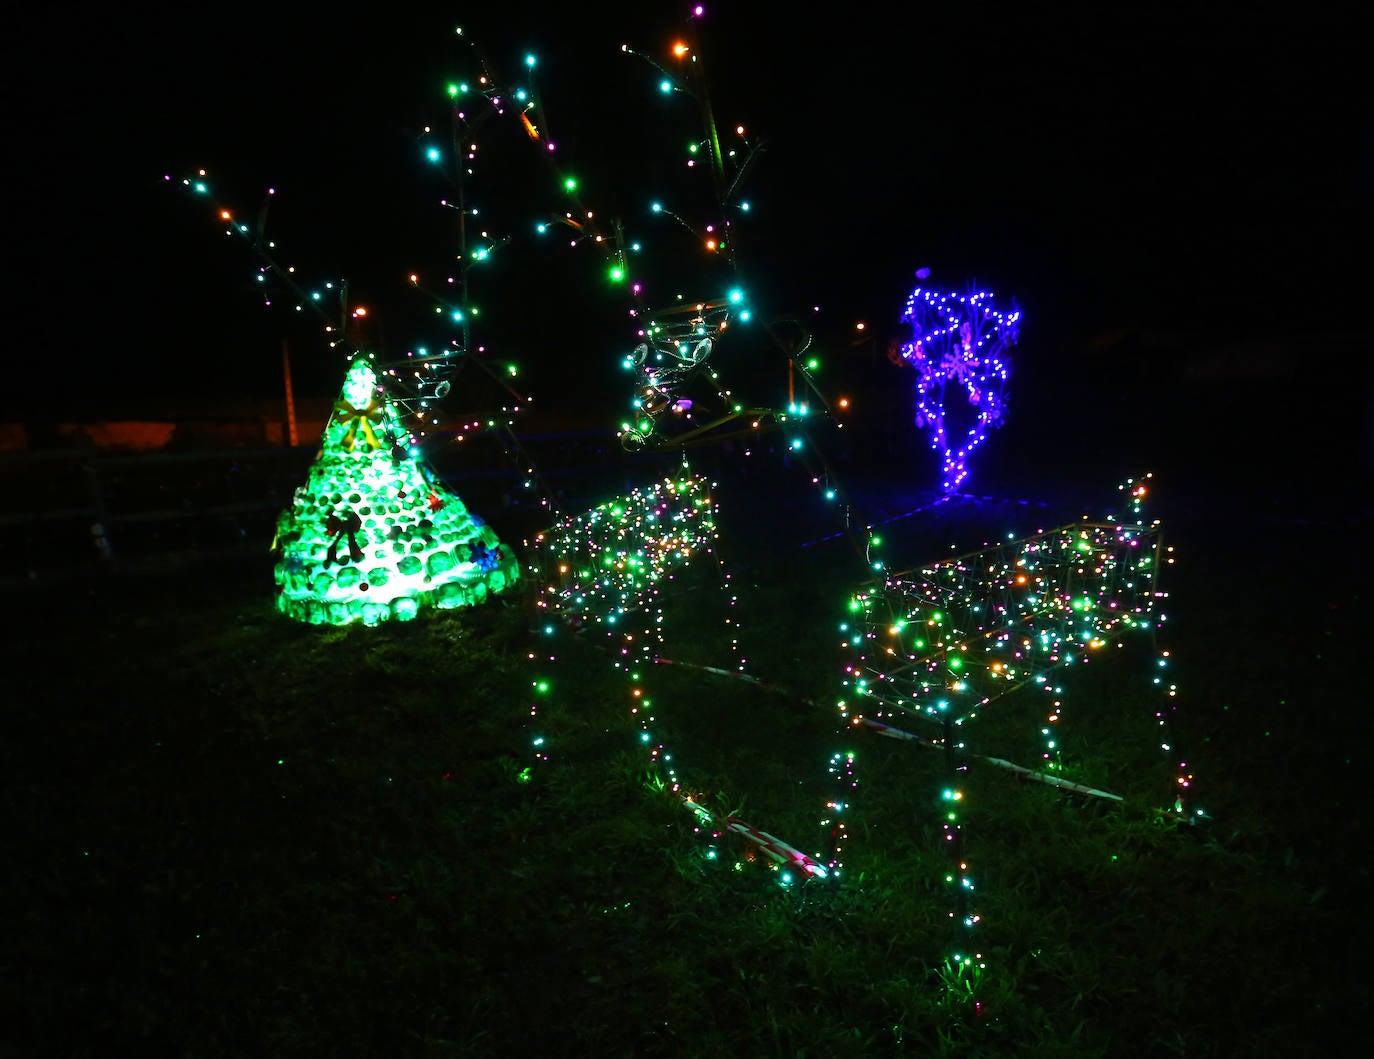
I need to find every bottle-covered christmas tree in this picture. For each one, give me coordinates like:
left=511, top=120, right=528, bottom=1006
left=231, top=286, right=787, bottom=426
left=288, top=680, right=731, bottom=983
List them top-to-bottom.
left=271, top=354, right=520, bottom=626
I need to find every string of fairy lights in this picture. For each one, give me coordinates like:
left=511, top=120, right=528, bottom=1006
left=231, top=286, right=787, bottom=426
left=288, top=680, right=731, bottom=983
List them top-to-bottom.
left=170, top=4, right=1206, bottom=964
left=437, top=12, right=881, bottom=880
left=435, top=16, right=885, bottom=611
left=441, top=16, right=1205, bottom=916
left=438, top=19, right=851, bottom=465
left=170, top=161, right=560, bottom=523
left=171, top=173, right=356, bottom=347
left=897, top=283, right=1021, bottom=494
left=520, top=465, right=829, bottom=881
left=524, top=469, right=725, bottom=800
left=834, top=474, right=1201, bottom=961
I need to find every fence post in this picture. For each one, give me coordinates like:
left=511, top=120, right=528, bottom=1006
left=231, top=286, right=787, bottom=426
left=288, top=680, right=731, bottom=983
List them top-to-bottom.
left=83, top=456, right=115, bottom=569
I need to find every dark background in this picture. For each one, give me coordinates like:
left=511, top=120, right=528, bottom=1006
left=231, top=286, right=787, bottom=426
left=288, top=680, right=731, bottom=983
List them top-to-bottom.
left=7, top=2, right=1370, bottom=496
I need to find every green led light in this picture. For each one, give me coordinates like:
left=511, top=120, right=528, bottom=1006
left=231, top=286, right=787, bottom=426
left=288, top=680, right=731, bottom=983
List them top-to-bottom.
left=271, top=356, right=519, bottom=627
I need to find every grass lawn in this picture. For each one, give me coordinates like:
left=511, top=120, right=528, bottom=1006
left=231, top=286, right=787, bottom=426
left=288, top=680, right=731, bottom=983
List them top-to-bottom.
left=4, top=453, right=1369, bottom=1058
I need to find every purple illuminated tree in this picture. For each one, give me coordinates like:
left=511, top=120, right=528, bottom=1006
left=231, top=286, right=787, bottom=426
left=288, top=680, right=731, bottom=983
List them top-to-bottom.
left=898, top=282, right=1020, bottom=493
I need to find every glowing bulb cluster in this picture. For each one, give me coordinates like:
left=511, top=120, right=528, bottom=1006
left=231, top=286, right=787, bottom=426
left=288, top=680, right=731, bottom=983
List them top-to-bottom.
left=898, top=284, right=1021, bottom=493
left=271, top=357, right=520, bottom=627
left=524, top=468, right=827, bottom=880
left=834, top=475, right=1199, bottom=931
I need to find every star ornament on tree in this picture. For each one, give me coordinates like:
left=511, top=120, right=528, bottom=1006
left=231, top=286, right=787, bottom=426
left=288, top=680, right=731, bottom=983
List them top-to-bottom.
left=898, top=283, right=1021, bottom=494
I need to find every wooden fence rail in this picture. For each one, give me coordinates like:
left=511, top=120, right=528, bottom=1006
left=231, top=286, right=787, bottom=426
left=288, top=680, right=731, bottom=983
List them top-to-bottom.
left=0, top=431, right=685, bottom=589
left=0, top=446, right=315, bottom=587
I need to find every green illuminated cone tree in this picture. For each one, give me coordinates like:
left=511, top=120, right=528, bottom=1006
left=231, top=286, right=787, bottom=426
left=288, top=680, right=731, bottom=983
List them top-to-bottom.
left=271, top=355, right=520, bottom=626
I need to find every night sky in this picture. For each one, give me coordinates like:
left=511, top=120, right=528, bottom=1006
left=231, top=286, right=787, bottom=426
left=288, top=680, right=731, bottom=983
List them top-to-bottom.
left=9, top=3, right=1368, bottom=444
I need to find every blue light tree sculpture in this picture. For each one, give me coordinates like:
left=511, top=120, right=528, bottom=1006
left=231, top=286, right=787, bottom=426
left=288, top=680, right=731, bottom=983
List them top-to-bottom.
left=898, top=282, right=1020, bottom=493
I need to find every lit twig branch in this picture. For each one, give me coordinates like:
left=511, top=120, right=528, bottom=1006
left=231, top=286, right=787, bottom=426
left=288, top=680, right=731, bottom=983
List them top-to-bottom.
left=170, top=169, right=359, bottom=353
